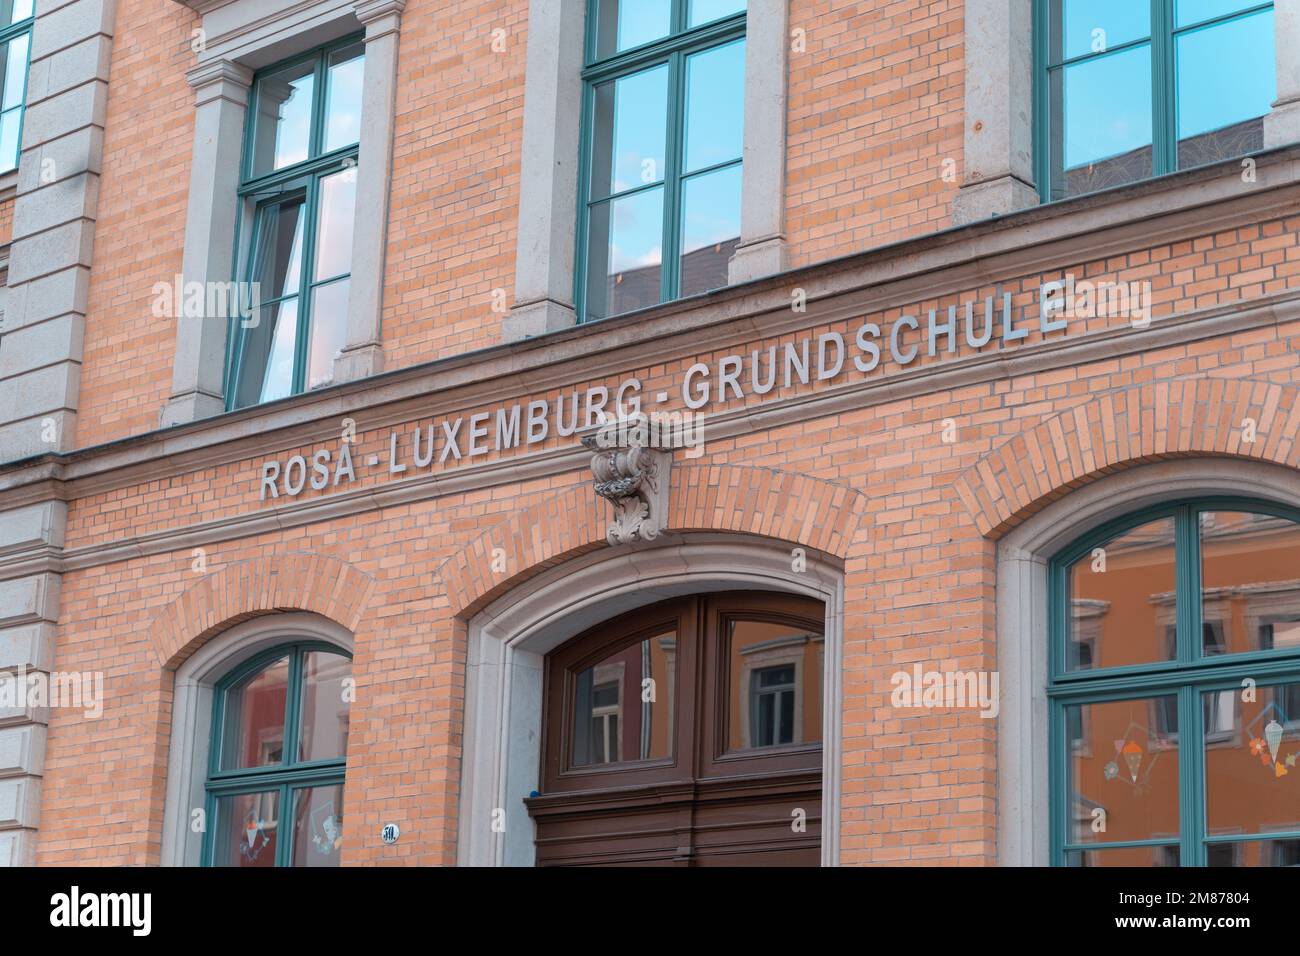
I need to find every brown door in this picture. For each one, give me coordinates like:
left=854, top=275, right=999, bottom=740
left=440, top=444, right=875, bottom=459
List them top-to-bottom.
left=526, top=592, right=824, bottom=866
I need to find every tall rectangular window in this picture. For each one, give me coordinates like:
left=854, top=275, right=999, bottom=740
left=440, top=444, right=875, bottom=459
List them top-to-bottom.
left=578, top=0, right=746, bottom=323
left=1037, top=0, right=1275, bottom=202
left=0, top=1, right=34, bottom=175
left=226, top=38, right=364, bottom=411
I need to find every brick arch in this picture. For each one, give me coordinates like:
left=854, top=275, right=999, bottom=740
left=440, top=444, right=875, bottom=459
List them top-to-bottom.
left=956, top=379, right=1300, bottom=538
left=440, top=462, right=867, bottom=618
left=148, top=552, right=376, bottom=669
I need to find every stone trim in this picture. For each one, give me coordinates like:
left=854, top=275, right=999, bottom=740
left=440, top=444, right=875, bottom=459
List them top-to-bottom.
left=955, top=379, right=1300, bottom=538
left=995, top=459, right=1300, bottom=866
left=456, top=531, right=846, bottom=866
left=158, top=612, right=355, bottom=867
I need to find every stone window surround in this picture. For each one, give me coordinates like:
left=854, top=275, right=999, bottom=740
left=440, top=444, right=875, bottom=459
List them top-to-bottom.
left=162, top=0, right=406, bottom=427
left=504, top=0, right=790, bottom=341
left=955, top=0, right=1300, bottom=224
left=996, top=458, right=1300, bottom=866
left=159, top=612, right=355, bottom=867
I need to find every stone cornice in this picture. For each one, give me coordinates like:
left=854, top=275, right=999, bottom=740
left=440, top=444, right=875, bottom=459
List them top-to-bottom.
left=1, top=145, right=1299, bottom=506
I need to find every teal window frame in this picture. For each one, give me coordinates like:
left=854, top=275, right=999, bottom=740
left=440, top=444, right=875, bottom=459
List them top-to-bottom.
left=1033, top=0, right=1276, bottom=204
left=574, top=1, right=746, bottom=323
left=0, top=4, right=35, bottom=175
left=224, top=35, right=364, bottom=411
left=1048, top=497, right=1300, bottom=866
left=201, top=642, right=351, bottom=867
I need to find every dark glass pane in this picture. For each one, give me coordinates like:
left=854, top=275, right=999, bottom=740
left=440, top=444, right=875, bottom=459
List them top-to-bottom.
left=593, top=0, right=671, bottom=59
left=689, top=0, right=745, bottom=28
left=1051, top=0, right=1152, bottom=63
left=1178, top=0, right=1265, bottom=28
left=1176, top=11, right=1274, bottom=169
left=683, top=39, right=745, bottom=173
left=324, top=42, right=364, bottom=154
left=1049, top=46, right=1153, bottom=200
left=250, top=59, right=315, bottom=177
left=590, top=65, right=668, bottom=200
left=679, top=164, right=741, bottom=297
left=585, top=186, right=664, bottom=320
left=250, top=198, right=306, bottom=301
left=306, top=279, right=348, bottom=392
left=233, top=296, right=300, bottom=408
left=1200, top=511, right=1300, bottom=656
left=1067, top=517, right=1176, bottom=671
left=728, top=619, right=822, bottom=752
left=570, top=632, right=675, bottom=768
left=297, top=651, right=352, bottom=763
left=221, top=656, right=289, bottom=770
left=1204, top=681, right=1300, bottom=836
left=1065, top=696, right=1179, bottom=846
left=291, top=784, right=344, bottom=867
left=214, top=791, right=280, bottom=867
left=1207, top=838, right=1300, bottom=866
left=1065, top=845, right=1179, bottom=866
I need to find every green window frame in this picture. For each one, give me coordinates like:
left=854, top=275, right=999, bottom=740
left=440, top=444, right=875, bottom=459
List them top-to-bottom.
left=575, top=0, right=747, bottom=323
left=1034, top=0, right=1276, bottom=203
left=0, top=1, right=35, bottom=175
left=225, top=36, right=364, bottom=411
left=1049, top=498, right=1300, bottom=866
left=202, top=642, right=351, bottom=867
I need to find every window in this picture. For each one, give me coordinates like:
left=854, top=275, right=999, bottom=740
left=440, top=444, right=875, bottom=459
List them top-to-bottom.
left=576, top=0, right=746, bottom=322
left=1036, top=0, right=1275, bottom=201
left=0, top=1, right=33, bottom=175
left=226, top=38, right=364, bottom=410
left=1051, top=499, right=1300, bottom=866
left=531, top=592, right=823, bottom=866
left=203, top=643, right=352, bottom=867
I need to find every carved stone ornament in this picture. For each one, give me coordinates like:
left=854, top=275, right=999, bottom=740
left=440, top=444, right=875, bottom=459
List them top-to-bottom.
left=580, top=432, right=672, bottom=546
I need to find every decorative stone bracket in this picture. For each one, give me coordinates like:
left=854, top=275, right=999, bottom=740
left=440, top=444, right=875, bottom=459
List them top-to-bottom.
left=580, top=434, right=672, bottom=546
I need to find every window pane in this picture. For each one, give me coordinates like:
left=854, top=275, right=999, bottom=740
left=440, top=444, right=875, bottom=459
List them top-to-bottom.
left=5, top=0, right=32, bottom=24
left=593, top=0, right=671, bottom=59
left=689, top=0, right=746, bottom=30
left=1051, top=0, right=1152, bottom=63
left=1177, top=0, right=1264, bottom=28
left=1176, top=11, right=1273, bottom=169
left=1, top=31, right=29, bottom=111
left=683, top=39, right=745, bottom=173
left=323, top=43, right=364, bottom=154
left=1049, top=46, right=1153, bottom=200
left=250, top=60, right=315, bottom=176
left=590, top=65, right=668, bottom=199
left=0, top=109, right=19, bottom=174
left=679, top=164, right=740, bottom=297
left=313, top=168, right=356, bottom=283
left=585, top=186, right=664, bottom=321
left=251, top=199, right=305, bottom=300
left=306, top=279, right=349, bottom=391
left=235, top=297, right=299, bottom=408
left=1200, top=511, right=1300, bottom=656
left=1066, top=517, right=1176, bottom=672
left=726, top=618, right=822, bottom=752
left=570, top=632, right=675, bottom=768
left=297, top=651, right=352, bottom=763
left=221, top=656, right=289, bottom=769
left=1204, top=681, right=1300, bottom=836
left=1065, top=696, right=1180, bottom=846
left=291, top=784, right=344, bottom=867
left=214, top=791, right=280, bottom=867
left=1207, top=837, right=1300, bottom=866
left=1065, top=845, right=1179, bottom=866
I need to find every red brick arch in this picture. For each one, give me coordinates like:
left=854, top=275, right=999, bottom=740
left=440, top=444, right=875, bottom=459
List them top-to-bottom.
left=955, top=379, right=1300, bottom=538
left=440, top=462, right=867, bottom=618
left=147, top=552, right=376, bottom=669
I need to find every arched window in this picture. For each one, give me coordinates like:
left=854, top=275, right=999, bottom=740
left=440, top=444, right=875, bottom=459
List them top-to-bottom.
left=1050, top=499, right=1300, bottom=866
left=529, top=592, right=824, bottom=866
left=202, top=643, right=352, bottom=867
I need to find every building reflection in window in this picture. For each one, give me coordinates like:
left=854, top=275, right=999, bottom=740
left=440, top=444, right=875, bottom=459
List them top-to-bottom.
left=570, top=633, right=676, bottom=768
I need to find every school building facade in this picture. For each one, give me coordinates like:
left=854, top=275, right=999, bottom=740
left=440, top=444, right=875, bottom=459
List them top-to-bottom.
left=0, top=0, right=1299, bottom=866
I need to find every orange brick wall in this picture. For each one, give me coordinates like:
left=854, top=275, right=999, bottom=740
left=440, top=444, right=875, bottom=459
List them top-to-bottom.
left=69, top=0, right=970, bottom=450
left=0, top=194, right=13, bottom=248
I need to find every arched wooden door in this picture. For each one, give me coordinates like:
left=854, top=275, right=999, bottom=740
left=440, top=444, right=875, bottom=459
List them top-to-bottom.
left=526, top=592, right=824, bottom=866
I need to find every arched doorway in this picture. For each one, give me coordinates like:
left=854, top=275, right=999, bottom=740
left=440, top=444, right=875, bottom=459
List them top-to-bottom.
left=527, top=592, right=824, bottom=866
